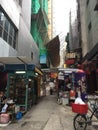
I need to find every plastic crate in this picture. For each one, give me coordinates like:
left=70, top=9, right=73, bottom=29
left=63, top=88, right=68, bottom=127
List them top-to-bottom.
left=72, top=103, right=88, bottom=114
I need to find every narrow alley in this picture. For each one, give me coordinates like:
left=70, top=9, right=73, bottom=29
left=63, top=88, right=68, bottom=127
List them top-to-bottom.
left=0, top=94, right=98, bottom=130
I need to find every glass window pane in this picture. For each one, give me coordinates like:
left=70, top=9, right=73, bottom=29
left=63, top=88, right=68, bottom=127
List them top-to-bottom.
left=0, top=12, right=5, bottom=26
left=4, top=18, right=9, bottom=32
left=9, top=24, right=13, bottom=36
left=0, top=26, right=3, bottom=37
left=13, top=29, right=17, bottom=41
left=3, top=30, right=8, bottom=42
left=9, top=35, right=12, bottom=45
left=13, top=40, right=16, bottom=49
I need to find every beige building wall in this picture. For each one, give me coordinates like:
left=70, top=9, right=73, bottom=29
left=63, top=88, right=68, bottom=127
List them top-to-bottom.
left=48, top=0, right=52, bottom=40
left=79, top=0, right=88, bottom=57
left=80, top=0, right=98, bottom=57
left=87, top=0, right=98, bottom=47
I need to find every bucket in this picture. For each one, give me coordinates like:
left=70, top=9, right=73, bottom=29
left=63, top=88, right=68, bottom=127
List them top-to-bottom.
left=16, top=112, right=22, bottom=120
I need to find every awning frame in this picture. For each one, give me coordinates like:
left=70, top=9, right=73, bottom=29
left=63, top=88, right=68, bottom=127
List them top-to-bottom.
left=0, top=57, right=43, bottom=75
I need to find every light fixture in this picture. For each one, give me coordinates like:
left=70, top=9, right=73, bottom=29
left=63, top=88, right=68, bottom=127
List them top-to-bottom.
left=15, top=71, right=26, bottom=74
left=35, top=72, right=38, bottom=76
left=29, top=79, right=32, bottom=81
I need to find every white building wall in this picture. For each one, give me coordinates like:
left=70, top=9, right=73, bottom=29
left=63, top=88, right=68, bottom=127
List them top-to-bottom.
left=0, top=0, right=40, bottom=66
left=0, top=0, right=20, bottom=29
left=21, top=0, right=31, bottom=30
left=0, top=38, right=17, bottom=56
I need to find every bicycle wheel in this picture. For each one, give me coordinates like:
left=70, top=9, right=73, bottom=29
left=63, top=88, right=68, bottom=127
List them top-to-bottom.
left=73, top=114, right=87, bottom=130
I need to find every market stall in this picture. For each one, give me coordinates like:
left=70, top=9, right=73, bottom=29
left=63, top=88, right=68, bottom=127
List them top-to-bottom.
left=0, top=57, right=43, bottom=124
left=58, top=68, right=87, bottom=105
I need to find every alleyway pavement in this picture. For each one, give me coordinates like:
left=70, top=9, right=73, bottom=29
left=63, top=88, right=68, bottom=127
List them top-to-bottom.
left=0, top=94, right=98, bottom=130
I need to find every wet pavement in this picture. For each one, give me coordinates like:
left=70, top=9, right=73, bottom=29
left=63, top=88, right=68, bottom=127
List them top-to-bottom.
left=0, top=94, right=98, bottom=130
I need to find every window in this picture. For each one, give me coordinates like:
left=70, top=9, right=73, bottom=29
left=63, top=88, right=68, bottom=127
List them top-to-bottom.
left=86, top=0, right=89, bottom=6
left=0, top=10, right=17, bottom=49
left=0, top=12, right=5, bottom=26
left=4, top=18, right=9, bottom=32
left=88, top=22, right=92, bottom=31
left=0, top=26, right=2, bottom=37
left=3, top=30, right=8, bottom=42
left=31, top=52, right=33, bottom=60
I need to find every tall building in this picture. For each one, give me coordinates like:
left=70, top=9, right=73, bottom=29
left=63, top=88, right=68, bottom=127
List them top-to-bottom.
left=0, top=0, right=39, bottom=66
left=31, top=0, right=50, bottom=68
left=31, top=0, right=61, bottom=68
left=46, top=0, right=61, bottom=68
left=48, top=0, right=52, bottom=40
left=49, top=0, right=67, bottom=68
left=51, top=0, right=56, bottom=38
left=65, top=0, right=82, bottom=68
left=77, top=0, right=98, bottom=93
left=77, top=0, right=88, bottom=58
left=78, top=0, right=98, bottom=60
left=69, top=9, right=79, bottom=51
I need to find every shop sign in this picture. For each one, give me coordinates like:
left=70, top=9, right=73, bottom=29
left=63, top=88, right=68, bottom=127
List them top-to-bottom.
left=66, top=52, right=76, bottom=59
left=65, top=59, right=75, bottom=65
left=58, top=72, right=64, bottom=80
left=58, top=75, right=64, bottom=80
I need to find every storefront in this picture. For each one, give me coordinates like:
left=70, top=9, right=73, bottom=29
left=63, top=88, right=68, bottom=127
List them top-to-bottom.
left=82, top=42, right=98, bottom=94
left=0, top=57, right=43, bottom=123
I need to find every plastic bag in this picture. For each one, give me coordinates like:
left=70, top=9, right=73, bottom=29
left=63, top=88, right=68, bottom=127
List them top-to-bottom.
left=75, top=97, right=85, bottom=104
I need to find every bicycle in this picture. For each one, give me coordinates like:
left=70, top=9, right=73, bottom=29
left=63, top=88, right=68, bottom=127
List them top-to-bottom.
left=72, top=96, right=98, bottom=130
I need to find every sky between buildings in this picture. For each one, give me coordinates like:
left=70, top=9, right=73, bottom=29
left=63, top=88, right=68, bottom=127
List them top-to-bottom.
left=54, top=0, right=77, bottom=36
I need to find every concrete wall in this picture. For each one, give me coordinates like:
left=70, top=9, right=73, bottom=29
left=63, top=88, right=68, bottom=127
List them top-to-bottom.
left=0, top=0, right=40, bottom=66
left=21, top=0, right=31, bottom=30
left=79, top=0, right=88, bottom=57
left=84, top=0, right=98, bottom=50
left=89, top=0, right=98, bottom=47
left=18, top=17, right=39, bottom=66
left=0, top=38, right=17, bottom=56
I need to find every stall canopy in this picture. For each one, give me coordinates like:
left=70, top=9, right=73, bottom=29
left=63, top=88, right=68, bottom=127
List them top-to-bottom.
left=46, top=35, right=60, bottom=67
left=0, top=56, right=31, bottom=64
left=0, top=57, right=43, bottom=75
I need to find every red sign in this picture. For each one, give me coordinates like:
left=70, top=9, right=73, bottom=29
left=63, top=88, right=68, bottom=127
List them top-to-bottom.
left=65, top=59, right=75, bottom=65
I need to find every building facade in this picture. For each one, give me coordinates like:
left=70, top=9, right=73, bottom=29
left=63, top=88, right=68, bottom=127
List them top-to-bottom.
left=0, top=0, right=39, bottom=66
left=31, top=0, right=50, bottom=68
left=47, top=0, right=52, bottom=40
left=65, top=0, right=82, bottom=68
left=77, top=0, right=98, bottom=93
left=78, top=0, right=98, bottom=59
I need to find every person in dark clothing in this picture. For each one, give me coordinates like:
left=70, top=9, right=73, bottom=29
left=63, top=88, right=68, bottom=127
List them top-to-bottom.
left=50, top=88, right=53, bottom=95
left=0, top=91, right=7, bottom=111
left=0, top=91, right=6, bottom=102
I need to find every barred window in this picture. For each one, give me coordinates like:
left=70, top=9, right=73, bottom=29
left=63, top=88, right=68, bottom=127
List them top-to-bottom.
left=0, top=10, right=18, bottom=50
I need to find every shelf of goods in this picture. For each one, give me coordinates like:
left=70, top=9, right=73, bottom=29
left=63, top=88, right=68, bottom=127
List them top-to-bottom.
left=7, top=73, right=34, bottom=113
